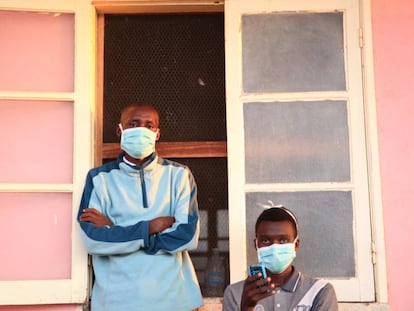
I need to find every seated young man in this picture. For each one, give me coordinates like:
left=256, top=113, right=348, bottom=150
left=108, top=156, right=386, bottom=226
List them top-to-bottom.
left=223, top=205, right=338, bottom=311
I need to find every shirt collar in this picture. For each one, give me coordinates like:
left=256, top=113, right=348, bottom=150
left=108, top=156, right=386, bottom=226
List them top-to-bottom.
left=119, top=152, right=157, bottom=169
left=281, top=266, right=302, bottom=292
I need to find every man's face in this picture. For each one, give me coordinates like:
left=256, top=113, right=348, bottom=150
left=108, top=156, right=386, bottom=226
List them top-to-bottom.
left=118, top=106, right=160, bottom=140
left=255, top=220, right=299, bottom=250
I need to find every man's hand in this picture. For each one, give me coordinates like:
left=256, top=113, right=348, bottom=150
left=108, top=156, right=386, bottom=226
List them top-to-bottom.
left=80, top=208, right=114, bottom=227
left=149, top=216, right=175, bottom=235
left=240, top=273, right=275, bottom=311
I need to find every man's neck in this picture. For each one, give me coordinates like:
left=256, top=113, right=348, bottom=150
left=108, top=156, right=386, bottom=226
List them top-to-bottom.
left=124, top=154, right=150, bottom=166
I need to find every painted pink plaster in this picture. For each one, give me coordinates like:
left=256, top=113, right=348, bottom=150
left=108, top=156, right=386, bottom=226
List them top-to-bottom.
left=371, top=0, right=414, bottom=309
left=0, top=11, right=74, bottom=92
left=0, top=100, right=73, bottom=183
left=0, top=193, right=72, bottom=280
left=0, top=306, right=77, bottom=311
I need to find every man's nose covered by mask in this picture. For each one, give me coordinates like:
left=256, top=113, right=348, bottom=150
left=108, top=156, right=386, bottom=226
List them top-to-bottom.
left=119, top=124, right=157, bottom=159
left=257, top=238, right=298, bottom=274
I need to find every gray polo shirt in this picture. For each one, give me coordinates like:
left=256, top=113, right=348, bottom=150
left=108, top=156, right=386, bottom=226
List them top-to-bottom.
left=222, top=267, right=338, bottom=311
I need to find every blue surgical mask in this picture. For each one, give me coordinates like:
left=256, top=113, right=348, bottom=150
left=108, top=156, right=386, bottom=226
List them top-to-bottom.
left=119, top=124, right=157, bottom=159
left=257, top=239, right=297, bottom=274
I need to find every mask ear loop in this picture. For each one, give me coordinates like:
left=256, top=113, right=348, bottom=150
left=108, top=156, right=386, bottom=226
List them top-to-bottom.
left=118, top=123, right=124, bottom=132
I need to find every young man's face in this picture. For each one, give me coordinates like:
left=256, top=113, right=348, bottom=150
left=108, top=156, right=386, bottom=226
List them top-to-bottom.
left=118, top=106, right=160, bottom=140
left=121, top=106, right=159, bottom=129
left=255, top=220, right=299, bottom=249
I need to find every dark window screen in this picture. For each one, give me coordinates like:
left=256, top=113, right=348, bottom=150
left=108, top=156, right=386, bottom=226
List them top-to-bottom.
left=103, top=13, right=226, bottom=142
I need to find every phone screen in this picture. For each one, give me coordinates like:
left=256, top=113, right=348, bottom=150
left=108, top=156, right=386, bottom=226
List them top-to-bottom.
left=248, top=264, right=267, bottom=280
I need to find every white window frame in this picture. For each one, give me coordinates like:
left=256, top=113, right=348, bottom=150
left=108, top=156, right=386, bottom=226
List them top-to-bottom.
left=0, top=0, right=94, bottom=305
left=225, top=0, right=387, bottom=303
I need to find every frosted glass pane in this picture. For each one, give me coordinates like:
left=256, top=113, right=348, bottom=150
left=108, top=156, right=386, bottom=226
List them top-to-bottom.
left=0, top=11, right=74, bottom=92
left=242, top=12, right=345, bottom=93
left=0, top=100, right=73, bottom=183
left=244, top=101, right=350, bottom=183
left=246, top=191, right=355, bottom=278
left=0, top=193, right=72, bottom=280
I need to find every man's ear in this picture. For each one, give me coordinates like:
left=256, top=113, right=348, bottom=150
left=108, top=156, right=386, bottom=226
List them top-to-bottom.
left=116, top=124, right=122, bottom=139
left=155, top=128, right=160, bottom=141
left=254, top=238, right=258, bottom=250
left=295, top=238, right=300, bottom=251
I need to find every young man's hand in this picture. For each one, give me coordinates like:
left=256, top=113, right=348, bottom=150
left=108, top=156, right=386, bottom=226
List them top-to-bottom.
left=80, top=208, right=114, bottom=227
left=80, top=210, right=175, bottom=234
left=149, top=216, right=175, bottom=235
left=240, top=273, right=275, bottom=311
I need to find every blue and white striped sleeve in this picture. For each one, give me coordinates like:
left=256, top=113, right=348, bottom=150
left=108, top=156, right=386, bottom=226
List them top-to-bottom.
left=145, top=167, right=200, bottom=255
left=77, top=170, right=151, bottom=256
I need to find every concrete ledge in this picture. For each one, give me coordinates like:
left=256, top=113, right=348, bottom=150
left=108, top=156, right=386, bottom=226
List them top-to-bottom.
left=197, top=299, right=389, bottom=311
left=338, top=303, right=389, bottom=311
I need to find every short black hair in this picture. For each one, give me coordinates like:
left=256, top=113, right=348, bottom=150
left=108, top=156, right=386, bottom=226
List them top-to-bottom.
left=120, top=102, right=160, bottom=127
left=255, top=206, right=298, bottom=238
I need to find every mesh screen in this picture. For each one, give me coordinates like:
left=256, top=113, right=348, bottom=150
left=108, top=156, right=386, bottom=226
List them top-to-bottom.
left=103, top=13, right=226, bottom=142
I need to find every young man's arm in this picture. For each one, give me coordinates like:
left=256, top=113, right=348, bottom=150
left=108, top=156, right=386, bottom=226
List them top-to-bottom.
left=78, top=166, right=197, bottom=256
left=144, top=167, right=200, bottom=255
left=77, top=170, right=155, bottom=256
left=80, top=207, right=174, bottom=235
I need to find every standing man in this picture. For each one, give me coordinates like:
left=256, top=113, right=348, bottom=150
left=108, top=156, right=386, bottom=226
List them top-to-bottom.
left=78, top=103, right=203, bottom=311
left=223, top=205, right=338, bottom=311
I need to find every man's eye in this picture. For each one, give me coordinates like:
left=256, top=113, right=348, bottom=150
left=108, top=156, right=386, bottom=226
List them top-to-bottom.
left=128, top=122, right=139, bottom=128
left=145, top=124, right=154, bottom=129
left=279, top=239, right=289, bottom=244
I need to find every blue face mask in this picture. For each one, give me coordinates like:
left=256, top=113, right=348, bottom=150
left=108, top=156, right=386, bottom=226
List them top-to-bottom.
left=119, top=124, right=157, bottom=159
left=257, top=239, right=297, bottom=274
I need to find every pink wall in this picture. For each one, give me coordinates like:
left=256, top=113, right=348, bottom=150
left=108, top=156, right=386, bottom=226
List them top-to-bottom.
left=371, top=0, right=414, bottom=309
left=0, top=306, right=77, bottom=311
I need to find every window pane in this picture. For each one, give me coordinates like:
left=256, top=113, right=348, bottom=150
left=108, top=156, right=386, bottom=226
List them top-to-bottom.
left=0, top=11, right=74, bottom=92
left=242, top=12, right=345, bottom=93
left=0, top=100, right=73, bottom=183
left=244, top=101, right=350, bottom=183
left=246, top=191, right=355, bottom=278
left=0, top=193, right=72, bottom=280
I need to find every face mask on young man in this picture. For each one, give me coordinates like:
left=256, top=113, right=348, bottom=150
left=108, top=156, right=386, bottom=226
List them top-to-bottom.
left=119, top=124, right=157, bottom=159
left=257, top=238, right=298, bottom=274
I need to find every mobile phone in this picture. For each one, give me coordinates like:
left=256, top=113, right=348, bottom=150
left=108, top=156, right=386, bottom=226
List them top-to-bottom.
left=248, top=264, right=267, bottom=280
